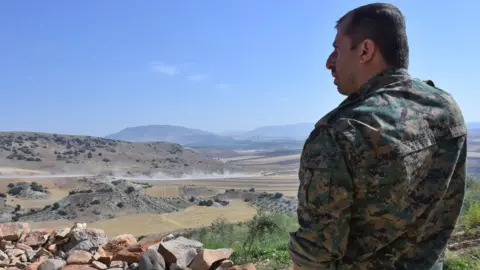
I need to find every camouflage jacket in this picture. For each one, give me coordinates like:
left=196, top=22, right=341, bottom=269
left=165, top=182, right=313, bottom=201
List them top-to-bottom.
left=288, top=68, right=467, bottom=269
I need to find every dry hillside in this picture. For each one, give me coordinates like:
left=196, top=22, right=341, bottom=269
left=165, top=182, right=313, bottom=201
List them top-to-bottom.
left=0, top=132, right=232, bottom=177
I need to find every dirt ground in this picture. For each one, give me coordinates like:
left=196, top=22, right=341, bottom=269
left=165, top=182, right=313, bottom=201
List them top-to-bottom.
left=1, top=151, right=300, bottom=237
left=1, top=173, right=300, bottom=207
left=29, top=200, right=257, bottom=237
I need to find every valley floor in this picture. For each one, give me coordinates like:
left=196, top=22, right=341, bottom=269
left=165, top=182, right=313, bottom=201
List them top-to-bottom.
left=2, top=162, right=480, bottom=269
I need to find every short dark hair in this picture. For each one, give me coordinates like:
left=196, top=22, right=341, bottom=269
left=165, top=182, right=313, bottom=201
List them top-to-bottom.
left=336, top=3, right=409, bottom=69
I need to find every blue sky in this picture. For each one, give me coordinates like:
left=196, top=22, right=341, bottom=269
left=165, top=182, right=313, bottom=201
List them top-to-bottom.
left=1, top=1, right=478, bottom=137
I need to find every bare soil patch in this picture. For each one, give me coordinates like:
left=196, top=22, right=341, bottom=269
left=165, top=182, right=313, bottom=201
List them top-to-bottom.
left=86, top=200, right=256, bottom=237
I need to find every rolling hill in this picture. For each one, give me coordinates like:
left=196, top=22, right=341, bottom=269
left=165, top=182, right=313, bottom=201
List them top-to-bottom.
left=105, top=122, right=480, bottom=153
left=105, top=124, right=310, bottom=149
left=105, top=125, right=240, bottom=147
left=0, top=131, right=229, bottom=177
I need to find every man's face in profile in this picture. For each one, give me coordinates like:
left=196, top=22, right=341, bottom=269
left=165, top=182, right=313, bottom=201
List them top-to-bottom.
left=325, top=17, right=362, bottom=96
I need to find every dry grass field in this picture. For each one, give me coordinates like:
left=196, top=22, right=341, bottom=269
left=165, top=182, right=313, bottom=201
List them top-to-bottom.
left=144, top=186, right=183, bottom=197
left=29, top=200, right=257, bottom=238
left=90, top=200, right=257, bottom=237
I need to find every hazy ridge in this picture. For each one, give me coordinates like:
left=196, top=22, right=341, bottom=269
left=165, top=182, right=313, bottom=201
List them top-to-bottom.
left=0, top=131, right=231, bottom=178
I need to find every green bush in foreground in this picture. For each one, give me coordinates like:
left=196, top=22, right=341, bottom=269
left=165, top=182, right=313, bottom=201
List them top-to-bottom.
left=457, top=177, right=480, bottom=234
left=186, top=210, right=297, bottom=269
left=445, top=249, right=480, bottom=270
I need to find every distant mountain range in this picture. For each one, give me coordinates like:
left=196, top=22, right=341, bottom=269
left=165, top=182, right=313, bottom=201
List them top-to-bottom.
left=105, top=122, right=480, bottom=149
left=105, top=123, right=314, bottom=149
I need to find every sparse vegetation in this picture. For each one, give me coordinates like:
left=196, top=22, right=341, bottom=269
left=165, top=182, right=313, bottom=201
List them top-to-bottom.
left=4, top=129, right=480, bottom=269
left=0, top=131, right=227, bottom=176
left=440, top=176, right=480, bottom=269
left=30, top=181, right=45, bottom=192
left=125, top=186, right=135, bottom=194
left=198, top=199, right=214, bottom=207
left=52, top=202, right=60, bottom=210
left=187, top=211, right=297, bottom=269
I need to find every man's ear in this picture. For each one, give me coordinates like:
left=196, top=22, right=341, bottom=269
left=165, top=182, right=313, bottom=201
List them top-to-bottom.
left=358, top=39, right=376, bottom=64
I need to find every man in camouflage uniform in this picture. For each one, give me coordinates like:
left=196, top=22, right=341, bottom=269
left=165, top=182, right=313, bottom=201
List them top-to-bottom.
left=288, top=3, right=467, bottom=270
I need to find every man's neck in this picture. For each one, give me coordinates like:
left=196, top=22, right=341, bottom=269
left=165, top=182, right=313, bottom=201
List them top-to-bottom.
left=355, top=65, right=391, bottom=91
left=354, top=67, right=409, bottom=97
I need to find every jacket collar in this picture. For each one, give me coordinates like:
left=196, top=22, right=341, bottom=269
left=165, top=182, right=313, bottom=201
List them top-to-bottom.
left=315, top=68, right=411, bottom=128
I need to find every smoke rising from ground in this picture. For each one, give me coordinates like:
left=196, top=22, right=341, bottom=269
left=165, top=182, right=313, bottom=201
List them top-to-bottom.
left=0, top=170, right=262, bottom=181
left=112, top=170, right=262, bottom=181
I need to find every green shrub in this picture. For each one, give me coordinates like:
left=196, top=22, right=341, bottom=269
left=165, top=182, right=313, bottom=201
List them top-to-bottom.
left=52, top=202, right=60, bottom=210
left=463, top=202, right=480, bottom=233
left=186, top=210, right=297, bottom=267
left=445, top=250, right=480, bottom=270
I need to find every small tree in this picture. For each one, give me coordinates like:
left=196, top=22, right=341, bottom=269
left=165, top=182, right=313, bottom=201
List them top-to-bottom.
left=125, top=186, right=135, bottom=194
left=52, top=202, right=60, bottom=210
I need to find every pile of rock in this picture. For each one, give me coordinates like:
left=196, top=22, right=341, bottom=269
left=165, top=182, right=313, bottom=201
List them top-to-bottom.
left=0, top=222, right=255, bottom=270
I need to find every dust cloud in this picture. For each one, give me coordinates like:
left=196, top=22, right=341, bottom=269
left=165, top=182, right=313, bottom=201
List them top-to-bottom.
left=0, top=170, right=262, bottom=181
left=112, top=170, right=262, bottom=181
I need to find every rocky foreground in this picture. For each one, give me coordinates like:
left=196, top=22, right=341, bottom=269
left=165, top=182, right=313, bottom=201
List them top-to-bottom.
left=0, top=222, right=255, bottom=270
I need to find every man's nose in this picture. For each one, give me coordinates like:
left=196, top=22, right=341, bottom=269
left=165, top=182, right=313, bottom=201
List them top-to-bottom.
left=326, top=52, right=335, bottom=70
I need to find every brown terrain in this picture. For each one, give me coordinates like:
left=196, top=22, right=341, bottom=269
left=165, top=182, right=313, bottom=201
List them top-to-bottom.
left=1, top=130, right=480, bottom=269
left=0, top=132, right=299, bottom=230
left=0, top=132, right=230, bottom=177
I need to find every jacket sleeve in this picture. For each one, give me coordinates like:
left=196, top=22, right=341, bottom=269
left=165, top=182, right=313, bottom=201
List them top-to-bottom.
left=288, top=126, right=356, bottom=270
